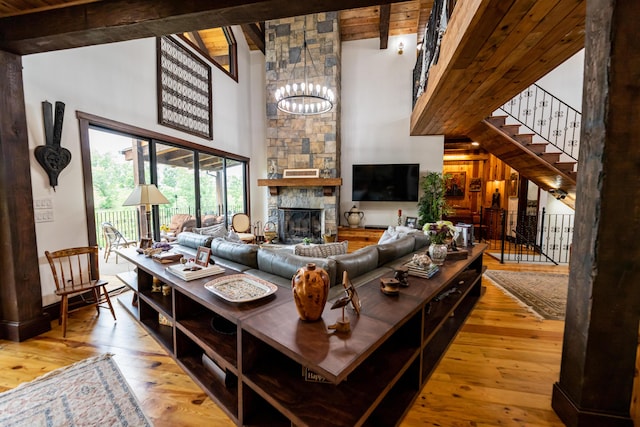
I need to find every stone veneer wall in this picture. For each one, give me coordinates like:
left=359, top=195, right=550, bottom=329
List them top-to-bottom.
left=265, top=13, right=341, bottom=237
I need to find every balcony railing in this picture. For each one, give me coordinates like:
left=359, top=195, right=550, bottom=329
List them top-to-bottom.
left=413, top=0, right=453, bottom=107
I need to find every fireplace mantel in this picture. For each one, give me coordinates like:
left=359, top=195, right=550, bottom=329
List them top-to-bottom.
left=257, top=178, right=342, bottom=196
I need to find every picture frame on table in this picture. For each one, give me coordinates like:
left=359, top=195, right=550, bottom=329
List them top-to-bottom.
left=405, top=216, right=418, bottom=229
left=139, top=238, right=153, bottom=249
left=195, top=246, right=212, bottom=267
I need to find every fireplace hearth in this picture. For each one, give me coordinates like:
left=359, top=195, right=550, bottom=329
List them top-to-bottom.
left=278, top=208, right=322, bottom=244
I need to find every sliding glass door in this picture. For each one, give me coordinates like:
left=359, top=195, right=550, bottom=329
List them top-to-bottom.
left=80, top=114, right=250, bottom=250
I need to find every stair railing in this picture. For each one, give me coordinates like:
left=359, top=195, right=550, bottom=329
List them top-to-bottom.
left=498, top=83, right=581, bottom=161
left=482, top=208, right=574, bottom=264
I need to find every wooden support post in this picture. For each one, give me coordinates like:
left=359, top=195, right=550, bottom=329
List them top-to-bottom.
left=552, top=1, right=640, bottom=425
left=0, top=50, right=51, bottom=340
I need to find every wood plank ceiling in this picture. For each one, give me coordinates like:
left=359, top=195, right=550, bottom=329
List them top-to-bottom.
left=0, top=0, right=430, bottom=56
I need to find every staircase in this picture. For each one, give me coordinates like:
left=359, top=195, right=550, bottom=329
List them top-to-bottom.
left=468, top=84, right=581, bottom=208
left=486, top=115, right=578, bottom=180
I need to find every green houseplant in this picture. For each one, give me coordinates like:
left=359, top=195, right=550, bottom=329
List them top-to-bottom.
left=417, top=171, right=451, bottom=228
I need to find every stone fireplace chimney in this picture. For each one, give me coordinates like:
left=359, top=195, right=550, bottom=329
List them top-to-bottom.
left=264, top=13, right=341, bottom=242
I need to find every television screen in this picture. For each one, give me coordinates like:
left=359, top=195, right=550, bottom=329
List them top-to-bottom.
left=352, top=164, right=420, bottom=202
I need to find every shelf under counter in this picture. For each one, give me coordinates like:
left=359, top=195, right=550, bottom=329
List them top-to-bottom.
left=241, top=321, right=421, bottom=427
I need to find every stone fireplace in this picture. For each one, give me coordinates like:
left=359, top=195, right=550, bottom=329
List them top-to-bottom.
left=263, top=13, right=342, bottom=241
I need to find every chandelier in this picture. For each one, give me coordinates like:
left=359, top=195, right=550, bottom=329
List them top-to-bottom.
left=274, top=28, right=335, bottom=115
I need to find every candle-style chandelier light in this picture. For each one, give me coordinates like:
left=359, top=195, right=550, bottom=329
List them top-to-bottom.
left=274, top=27, right=335, bottom=115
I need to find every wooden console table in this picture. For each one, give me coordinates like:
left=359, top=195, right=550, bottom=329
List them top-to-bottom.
left=115, top=244, right=486, bottom=426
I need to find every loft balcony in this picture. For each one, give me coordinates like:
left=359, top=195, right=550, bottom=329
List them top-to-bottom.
left=410, top=0, right=586, bottom=138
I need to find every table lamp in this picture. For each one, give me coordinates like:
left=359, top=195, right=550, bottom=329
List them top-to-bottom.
left=123, top=184, right=169, bottom=240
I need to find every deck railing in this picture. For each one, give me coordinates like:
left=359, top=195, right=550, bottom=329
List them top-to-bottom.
left=95, top=204, right=243, bottom=248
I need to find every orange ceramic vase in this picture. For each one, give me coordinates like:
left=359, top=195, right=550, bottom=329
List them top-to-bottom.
left=292, top=263, right=330, bottom=321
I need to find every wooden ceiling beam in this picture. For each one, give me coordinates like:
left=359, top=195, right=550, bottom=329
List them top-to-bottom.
left=0, top=0, right=408, bottom=55
left=379, top=4, right=390, bottom=49
left=241, top=23, right=265, bottom=54
left=187, top=31, right=208, bottom=53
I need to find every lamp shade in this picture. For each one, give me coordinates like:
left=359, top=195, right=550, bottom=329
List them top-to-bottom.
left=123, top=184, right=169, bottom=207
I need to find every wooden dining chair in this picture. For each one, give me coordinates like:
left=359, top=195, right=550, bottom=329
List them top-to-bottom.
left=44, top=246, right=116, bottom=337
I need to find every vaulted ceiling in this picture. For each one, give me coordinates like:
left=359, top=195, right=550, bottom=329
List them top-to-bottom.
left=0, top=0, right=587, bottom=203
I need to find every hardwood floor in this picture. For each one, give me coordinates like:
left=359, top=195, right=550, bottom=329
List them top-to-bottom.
left=0, top=254, right=568, bottom=426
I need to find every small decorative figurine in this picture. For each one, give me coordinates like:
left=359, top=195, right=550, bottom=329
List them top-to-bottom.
left=394, top=265, right=409, bottom=287
left=328, top=272, right=361, bottom=333
left=380, top=277, right=400, bottom=295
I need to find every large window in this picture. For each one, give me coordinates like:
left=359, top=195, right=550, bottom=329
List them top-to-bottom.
left=181, top=27, right=238, bottom=81
left=80, top=113, right=249, bottom=248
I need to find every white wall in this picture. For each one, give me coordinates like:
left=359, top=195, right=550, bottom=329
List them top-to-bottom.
left=22, top=31, right=260, bottom=305
left=341, top=36, right=444, bottom=228
left=537, top=49, right=584, bottom=113
left=248, top=50, right=268, bottom=228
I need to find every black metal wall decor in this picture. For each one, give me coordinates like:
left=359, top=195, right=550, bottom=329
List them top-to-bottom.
left=157, top=36, right=213, bottom=139
left=35, top=101, right=71, bottom=190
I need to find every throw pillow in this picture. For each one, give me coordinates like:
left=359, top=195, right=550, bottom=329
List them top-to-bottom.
left=193, top=223, right=227, bottom=238
left=377, top=226, right=400, bottom=244
left=225, top=229, right=242, bottom=243
left=294, top=241, right=348, bottom=258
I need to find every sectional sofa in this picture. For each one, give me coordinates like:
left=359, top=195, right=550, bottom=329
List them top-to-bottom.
left=172, top=229, right=431, bottom=299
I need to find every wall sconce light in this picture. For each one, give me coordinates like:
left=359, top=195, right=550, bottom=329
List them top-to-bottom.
left=397, top=42, right=404, bottom=55
left=471, top=141, right=480, bottom=146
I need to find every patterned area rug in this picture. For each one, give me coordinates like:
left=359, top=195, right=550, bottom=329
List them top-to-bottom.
left=484, top=270, right=568, bottom=320
left=0, top=353, right=152, bottom=427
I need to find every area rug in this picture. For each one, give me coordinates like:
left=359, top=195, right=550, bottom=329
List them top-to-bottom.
left=484, top=270, right=568, bottom=320
left=0, top=353, right=152, bottom=427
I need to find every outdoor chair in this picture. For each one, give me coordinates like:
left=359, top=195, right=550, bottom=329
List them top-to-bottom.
left=231, top=213, right=256, bottom=243
left=102, top=222, right=135, bottom=263
left=44, top=246, right=116, bottom=337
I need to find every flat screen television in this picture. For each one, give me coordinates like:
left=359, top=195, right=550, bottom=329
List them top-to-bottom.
left=352, top=163, right=420, bottom=202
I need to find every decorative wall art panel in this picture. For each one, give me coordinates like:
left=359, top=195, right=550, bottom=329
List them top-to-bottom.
left=157, top=36, right=213, bottom=139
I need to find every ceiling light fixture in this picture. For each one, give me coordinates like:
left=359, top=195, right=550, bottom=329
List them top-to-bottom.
left=274, top=26, right=335, bottom=115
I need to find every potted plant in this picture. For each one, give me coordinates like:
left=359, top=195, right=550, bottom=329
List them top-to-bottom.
left=417, top=171, right=451, bottom=228
left=422, top=220, right=456, bottom=265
